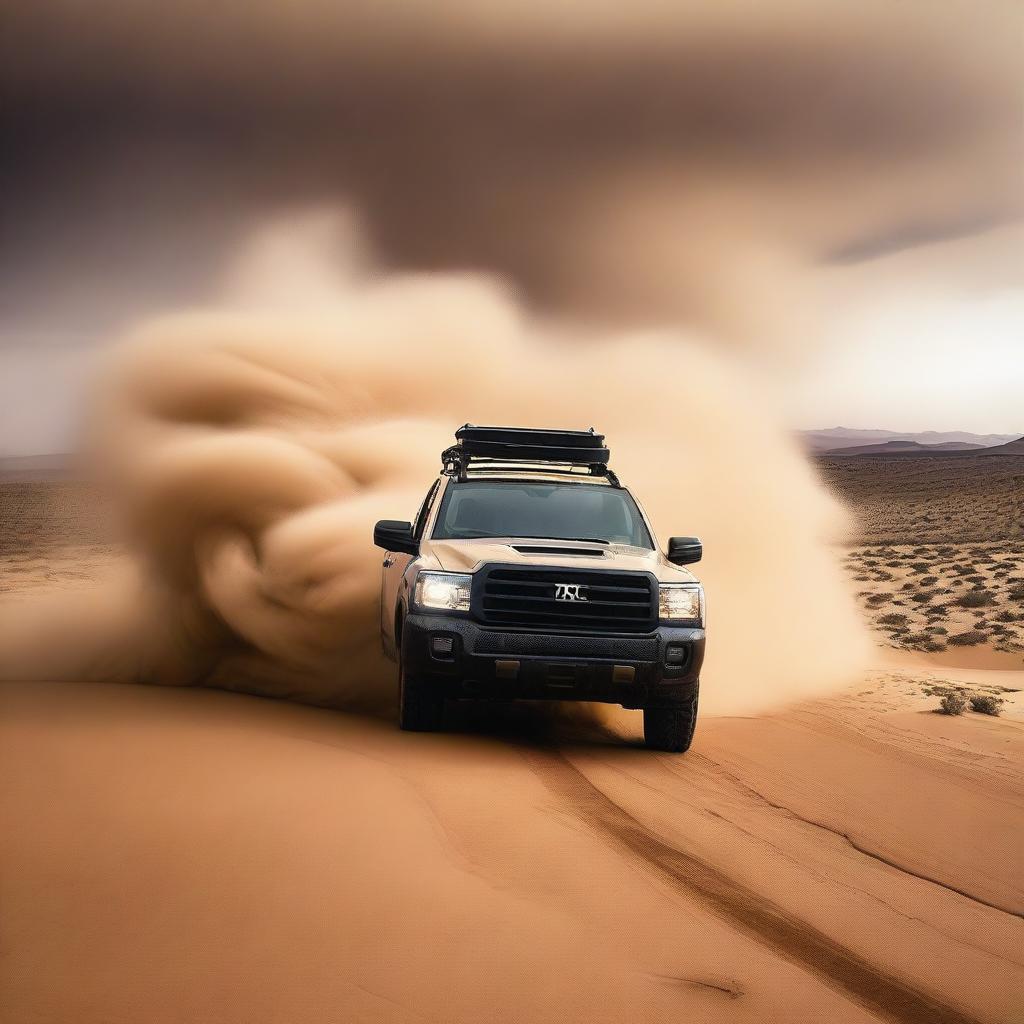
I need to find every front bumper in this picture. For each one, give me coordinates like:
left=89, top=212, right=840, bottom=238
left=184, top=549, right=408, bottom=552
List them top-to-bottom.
left=401, top=613, right=704, bottom=709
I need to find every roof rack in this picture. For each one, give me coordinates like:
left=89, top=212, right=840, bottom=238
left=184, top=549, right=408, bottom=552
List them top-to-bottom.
left=441, top=425, right=620, bottom=486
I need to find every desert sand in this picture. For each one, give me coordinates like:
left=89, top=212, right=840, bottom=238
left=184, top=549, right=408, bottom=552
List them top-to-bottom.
left=2, top=465, right=1023, bottom=1023
left=2, top=671, right=1022, bottom=1024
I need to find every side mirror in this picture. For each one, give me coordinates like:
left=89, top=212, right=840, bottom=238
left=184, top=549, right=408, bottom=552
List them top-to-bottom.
left=374, top=520, right=419, bottom=555
left=667, top=536, right=702, bottom=565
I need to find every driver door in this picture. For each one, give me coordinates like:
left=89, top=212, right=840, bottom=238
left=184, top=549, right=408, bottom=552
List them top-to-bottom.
left=380, top=479, right=440, bottom=658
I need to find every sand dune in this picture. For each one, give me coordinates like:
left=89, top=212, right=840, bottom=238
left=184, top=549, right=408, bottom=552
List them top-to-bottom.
left=2, top=674, right=1021, bottom=1024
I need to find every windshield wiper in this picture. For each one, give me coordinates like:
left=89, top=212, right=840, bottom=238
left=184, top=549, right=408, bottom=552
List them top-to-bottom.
left=451, top=534, right=614, bottom=544
left=541, top=536, right=611, bottom=545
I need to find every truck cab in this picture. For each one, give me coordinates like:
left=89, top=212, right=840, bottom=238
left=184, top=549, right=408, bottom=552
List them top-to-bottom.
left=374, top=426, right=705, bottom=751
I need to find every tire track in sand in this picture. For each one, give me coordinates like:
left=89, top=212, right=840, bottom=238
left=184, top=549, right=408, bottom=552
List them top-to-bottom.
left=523, top=747, right=983, bottom=1024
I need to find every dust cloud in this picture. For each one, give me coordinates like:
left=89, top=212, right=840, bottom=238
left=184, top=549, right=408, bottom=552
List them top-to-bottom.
left=0, top=212, right=870, bottom=715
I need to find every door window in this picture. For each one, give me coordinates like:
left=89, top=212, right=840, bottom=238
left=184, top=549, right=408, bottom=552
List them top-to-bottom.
left=412, top=479, right=441, bottom=540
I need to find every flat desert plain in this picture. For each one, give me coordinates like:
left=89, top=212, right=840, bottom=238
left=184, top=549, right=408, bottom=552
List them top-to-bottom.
left=1, top=456, right=1023, bottom=1024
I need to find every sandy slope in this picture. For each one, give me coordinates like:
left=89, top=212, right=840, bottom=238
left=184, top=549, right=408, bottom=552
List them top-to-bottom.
left=2, top=675, right=1022, bottom=1024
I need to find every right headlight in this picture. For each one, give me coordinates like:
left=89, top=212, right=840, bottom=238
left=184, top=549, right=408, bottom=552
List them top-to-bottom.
left=414, top=571, right=473, bottom=613
left=658, top=583, right=704, bottom=625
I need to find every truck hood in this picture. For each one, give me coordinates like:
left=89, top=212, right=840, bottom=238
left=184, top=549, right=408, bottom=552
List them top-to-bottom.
left=426, top=537, right=698, bottom=583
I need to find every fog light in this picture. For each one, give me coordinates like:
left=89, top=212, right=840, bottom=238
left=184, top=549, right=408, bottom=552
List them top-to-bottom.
left=431, top=636, right=454, bottom=657
left=665, top=644, right=686, bottom=665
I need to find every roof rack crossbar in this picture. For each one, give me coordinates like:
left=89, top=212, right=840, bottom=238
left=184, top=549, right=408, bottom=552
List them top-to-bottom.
left=441, top=425, right=620, bottom=486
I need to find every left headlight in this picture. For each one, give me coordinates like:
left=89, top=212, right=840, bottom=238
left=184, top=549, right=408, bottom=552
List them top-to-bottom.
left=414, top=571, right=473, bottom=612
left=658, top=583, right=704, bottom=625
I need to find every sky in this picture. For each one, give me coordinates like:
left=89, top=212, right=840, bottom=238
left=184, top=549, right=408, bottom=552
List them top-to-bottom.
left=1, top=0, right=1021, bottom=456
left=792, top=290, right=1024, bottom=434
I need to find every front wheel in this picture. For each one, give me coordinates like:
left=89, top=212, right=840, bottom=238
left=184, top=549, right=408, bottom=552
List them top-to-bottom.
left=398, top=655, right=445, bottom=732
left=643, top=683, right=699, bottom=753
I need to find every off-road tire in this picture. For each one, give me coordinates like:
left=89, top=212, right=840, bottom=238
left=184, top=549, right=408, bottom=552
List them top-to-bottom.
left=398, top=655, right=445, bottom=732
left=643, top=684, right=699, bottom=752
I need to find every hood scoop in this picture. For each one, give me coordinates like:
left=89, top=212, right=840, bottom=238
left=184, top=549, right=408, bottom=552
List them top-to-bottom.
left=511, top=544, right=607, bottom=557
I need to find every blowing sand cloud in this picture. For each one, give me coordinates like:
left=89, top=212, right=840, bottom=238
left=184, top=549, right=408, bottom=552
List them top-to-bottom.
left=4, top=0, right=1013, bottom=718
left=0, top=213, right=870, bottom=715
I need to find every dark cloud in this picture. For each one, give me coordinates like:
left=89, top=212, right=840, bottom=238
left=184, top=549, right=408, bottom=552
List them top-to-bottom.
left=1, top=1, right=1020, bottom=336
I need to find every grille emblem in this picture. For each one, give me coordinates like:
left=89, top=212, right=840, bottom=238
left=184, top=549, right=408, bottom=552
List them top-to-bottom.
left=554, top=583, right=588, bottom=602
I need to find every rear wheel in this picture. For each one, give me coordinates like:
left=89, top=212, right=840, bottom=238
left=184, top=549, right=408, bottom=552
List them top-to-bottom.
left=398, top=653, right=445, bottom=732
left=643, top=683, right=699, bottom=753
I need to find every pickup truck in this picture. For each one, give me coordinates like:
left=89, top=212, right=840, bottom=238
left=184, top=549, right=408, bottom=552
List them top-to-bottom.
left=374, top=425, right=705, bottom=751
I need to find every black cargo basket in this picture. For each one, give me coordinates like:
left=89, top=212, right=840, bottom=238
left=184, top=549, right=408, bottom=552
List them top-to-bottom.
left=442, top=425, right=618, bottom=484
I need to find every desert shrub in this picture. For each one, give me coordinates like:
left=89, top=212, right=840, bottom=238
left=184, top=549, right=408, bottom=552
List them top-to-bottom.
left=909, top=562, right=931, bottom=574
left=951, top=564, right=977, bottom=576
left=873, top=571, right=894, bottom=582
left=919, top=576, right=938, bottom=586
left=901, top=582, right=916, bottom=591
left=1008, top=585, right=1024, bottom=601
left=910, top=590, right=937, bottom=604
left=957, top=590, right=995, bottom=608
left=866, top=593, right=892, bottom=607
left=995, top=609, right=1017, bottom=623
left=878, top=613, right=909, bottom=626
left=925, top=625, right=948, bottom=635
left=948, top=630, right=987, bottom=647
left=903, top=632, right=933, bottom=645
left=921, top=640, right=946, bottom=652
left=939, top=692, right=967, bottom=715
left=969, top=695, right=1004, bottom=716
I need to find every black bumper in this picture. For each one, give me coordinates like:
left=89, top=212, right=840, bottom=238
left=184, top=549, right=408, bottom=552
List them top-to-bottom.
left=401, top=613, right=704, bottom=709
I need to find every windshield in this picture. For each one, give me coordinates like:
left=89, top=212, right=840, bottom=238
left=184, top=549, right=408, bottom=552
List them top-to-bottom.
left=432, top=481, right=653, bottom=548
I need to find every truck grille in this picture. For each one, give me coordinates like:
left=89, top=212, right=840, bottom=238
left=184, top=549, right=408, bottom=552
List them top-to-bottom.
left=473, top=565, right=657, bottom=633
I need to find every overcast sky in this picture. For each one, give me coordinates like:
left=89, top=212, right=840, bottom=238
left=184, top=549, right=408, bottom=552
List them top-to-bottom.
left=1, top=0, right=1021, bottom=455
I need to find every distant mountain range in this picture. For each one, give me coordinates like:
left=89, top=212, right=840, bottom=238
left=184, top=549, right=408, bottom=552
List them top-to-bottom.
left=802, top=428, right=1021, bottom=455
left=984, top=436, right=1024, bottom=456
left=821, top=439, right=986, bottom=455
left=0, top=453, right=73, bottom=480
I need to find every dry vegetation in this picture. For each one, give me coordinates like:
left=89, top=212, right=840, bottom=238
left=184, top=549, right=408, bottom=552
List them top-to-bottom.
left=818, top=454, right=1024, bottom=544
left=819, top=454, right=1024, bottom=661
left=0, top=481, right=117, bottom=598
left=841, top=542, right=1024, bottom=657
